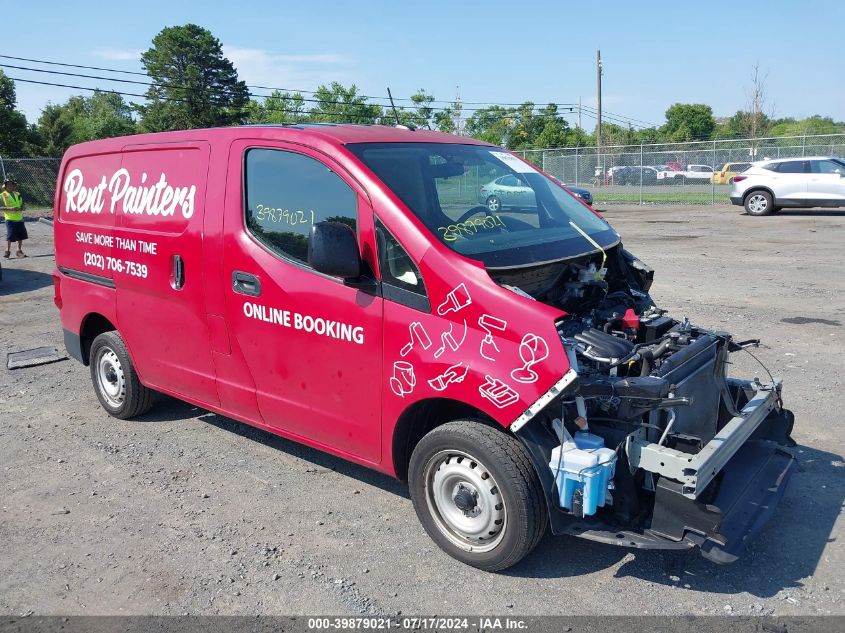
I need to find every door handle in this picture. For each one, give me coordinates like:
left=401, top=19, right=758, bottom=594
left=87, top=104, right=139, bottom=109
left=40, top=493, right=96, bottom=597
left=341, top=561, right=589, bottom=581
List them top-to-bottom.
left=171, top=254, right=185, bottom=290
left=232, top=271, right=261, bottom=297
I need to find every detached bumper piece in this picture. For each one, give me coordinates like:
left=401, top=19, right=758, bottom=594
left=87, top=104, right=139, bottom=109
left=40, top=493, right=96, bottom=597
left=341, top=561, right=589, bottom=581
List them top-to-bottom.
left=627, top=378, right=784, bottom=498
left=649, top=440, right=796, bottom=563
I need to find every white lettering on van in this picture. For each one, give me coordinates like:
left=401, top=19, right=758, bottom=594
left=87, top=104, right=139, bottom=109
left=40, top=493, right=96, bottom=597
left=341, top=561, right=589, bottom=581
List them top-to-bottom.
left=62, top=168, right=196, bottom=220
left=64, top=169, right=107, bottom=214
left=108, top=169, right=196, bottom=219
left=242, top=301, right=364, bottom=345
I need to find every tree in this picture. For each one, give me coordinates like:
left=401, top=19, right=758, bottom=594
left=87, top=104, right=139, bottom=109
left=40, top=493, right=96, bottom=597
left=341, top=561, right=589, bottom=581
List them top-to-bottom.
left=139, top=24, right=249, bottom=131
left=742, top=64, right=771, bottom=147
left=0, top=70, right=30, bottom=156
left=310, top=82, right=382, bottom=124
left=407, top=89, right=435, bottom=129
left=244, top=90, right=307, bottom=124
left=34, top=91, right=136, bottom=156
left=76, top=91, right=136, bottom=140
left=433, top=98, right=462, bottom=134
left=465, top=102, right=575, bottom=149
left=661, top=103, right=716, bottom=141
left=36, top=104, right=74, bottom=156
left=530, top=104, right=572, bottom=149
left=465, top=105, right=511, bottom=146
left=633, top=127, right=661, bottom=144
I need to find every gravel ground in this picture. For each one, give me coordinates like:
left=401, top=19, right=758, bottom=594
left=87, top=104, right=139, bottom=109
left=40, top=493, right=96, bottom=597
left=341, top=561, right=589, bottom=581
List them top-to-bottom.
left=1, top=205, right=843, bottom=617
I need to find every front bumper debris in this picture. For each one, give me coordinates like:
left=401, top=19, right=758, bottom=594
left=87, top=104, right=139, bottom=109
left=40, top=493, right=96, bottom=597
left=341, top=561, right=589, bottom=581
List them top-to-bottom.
left=513, top=376, right=796, bottom=563
left=626, top=378, right=782, bottom=498
left=650, top=439, right=796, bottom=563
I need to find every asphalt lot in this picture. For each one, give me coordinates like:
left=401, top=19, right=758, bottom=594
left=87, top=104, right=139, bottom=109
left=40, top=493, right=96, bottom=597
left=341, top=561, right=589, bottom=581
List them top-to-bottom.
left=1, top=205, right=844, bottom=616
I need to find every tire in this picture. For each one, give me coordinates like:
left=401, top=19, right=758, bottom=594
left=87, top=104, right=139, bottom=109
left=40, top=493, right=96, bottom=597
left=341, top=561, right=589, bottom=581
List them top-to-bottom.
left=744, top=190, right=774, bottom=216
left=486, top=195, right=501, bottom=213
left=89, top=331, right=154, bottom=419
left=408, top=420, right=547, bottom=571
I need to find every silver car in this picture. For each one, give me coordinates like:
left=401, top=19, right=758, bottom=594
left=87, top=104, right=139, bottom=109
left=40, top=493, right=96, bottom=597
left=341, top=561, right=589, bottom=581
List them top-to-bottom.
left=730, top=156, right=845, bottom=215
left=479, top=174, right=536, bottom=211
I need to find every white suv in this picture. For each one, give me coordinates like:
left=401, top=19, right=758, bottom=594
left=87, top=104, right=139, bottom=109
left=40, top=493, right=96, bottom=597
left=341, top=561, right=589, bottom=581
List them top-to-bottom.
left=730, top=156, right=845, bottom=215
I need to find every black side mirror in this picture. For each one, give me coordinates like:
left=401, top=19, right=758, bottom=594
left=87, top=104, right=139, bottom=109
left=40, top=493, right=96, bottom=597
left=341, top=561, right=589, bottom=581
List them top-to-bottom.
left=308, top=221, right=361, bottom=279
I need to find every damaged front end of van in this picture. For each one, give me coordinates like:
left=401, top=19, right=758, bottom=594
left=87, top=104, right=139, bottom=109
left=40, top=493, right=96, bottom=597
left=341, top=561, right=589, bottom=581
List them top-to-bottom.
left=499, top=246, right=797, bottom=563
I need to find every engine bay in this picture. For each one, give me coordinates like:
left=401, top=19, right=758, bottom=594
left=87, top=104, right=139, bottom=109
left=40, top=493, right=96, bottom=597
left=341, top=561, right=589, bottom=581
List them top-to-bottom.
left=489, top=245, right=796, bottom=557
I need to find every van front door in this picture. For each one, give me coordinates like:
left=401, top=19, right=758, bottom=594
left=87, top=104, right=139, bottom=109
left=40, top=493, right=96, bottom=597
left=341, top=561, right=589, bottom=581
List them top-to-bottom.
left=222, top=142, right=383, bottom=464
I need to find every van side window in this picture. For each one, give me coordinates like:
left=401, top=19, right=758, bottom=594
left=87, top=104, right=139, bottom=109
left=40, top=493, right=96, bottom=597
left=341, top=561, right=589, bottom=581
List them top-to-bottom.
left=244, top=148, right=357, bottom=265
left=375, top=218, right=430, bottom=312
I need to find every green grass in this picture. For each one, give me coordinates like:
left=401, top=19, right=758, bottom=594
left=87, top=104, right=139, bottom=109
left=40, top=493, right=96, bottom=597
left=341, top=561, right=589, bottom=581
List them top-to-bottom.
left=593, top=191, right=731, bottom=205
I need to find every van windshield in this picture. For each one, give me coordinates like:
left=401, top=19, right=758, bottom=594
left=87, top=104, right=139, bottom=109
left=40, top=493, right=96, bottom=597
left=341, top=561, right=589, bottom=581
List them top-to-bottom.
left=347, top=143, right=619, bottom=268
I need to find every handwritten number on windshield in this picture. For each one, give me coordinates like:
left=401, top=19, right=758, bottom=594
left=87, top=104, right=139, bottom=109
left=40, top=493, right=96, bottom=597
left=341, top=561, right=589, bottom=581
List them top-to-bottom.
left=256, top=204, right=315, bottom=227
left=437, top=215, right=505, bottom=242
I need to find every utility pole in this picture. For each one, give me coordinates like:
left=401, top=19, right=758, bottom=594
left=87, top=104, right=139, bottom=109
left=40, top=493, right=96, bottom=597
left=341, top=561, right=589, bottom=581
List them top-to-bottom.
left=596, top=49, right=603, bottom=150
left=454, top=85, right=464, bottom=135
left=578, top=96, right=582, bottom=131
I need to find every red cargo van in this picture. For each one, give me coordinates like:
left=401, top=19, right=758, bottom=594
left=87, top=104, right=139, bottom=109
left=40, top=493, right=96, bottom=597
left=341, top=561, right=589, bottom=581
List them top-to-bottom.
left=53, top=124, right=796, bottom=570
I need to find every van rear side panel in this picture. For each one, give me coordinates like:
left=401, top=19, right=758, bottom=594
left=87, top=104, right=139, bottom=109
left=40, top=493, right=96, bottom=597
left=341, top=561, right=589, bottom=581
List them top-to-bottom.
left=55, top=141, right=219, bottom=405
left=56, top=151, right=123, bottom=283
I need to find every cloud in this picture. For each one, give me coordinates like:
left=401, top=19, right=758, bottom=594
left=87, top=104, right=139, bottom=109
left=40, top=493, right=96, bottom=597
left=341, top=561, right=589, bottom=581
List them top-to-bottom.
left=222, top=45, right=353, bottom=92
left=94, top=48, right=144, bottom=61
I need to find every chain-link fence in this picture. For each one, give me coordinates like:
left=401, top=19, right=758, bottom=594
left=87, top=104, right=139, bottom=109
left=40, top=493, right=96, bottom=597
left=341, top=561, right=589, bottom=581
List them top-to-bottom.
left=5, top=133, right=845, bottom=209
left=516, top=133, right=845, bottom=205
left=0, top=156, right=61, bottom=208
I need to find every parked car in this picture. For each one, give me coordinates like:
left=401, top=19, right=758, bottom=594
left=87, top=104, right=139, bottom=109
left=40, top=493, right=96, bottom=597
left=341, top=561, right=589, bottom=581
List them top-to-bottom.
left=54, top=124, right=796, bottom=571
left=730, top=156, right=845, bottom=215
left=712, top=162, right=751, bottom=185
left=657, top=164, right=714, bottom=184
left=604, top=165, right=630, bottom=185
left=619, top=166, right=657, bottom=185
left=479, top=173, right=536, bottom=211
left=548, top=176, right=594, bottom=206
left=564, top=184, right=593, bottom=205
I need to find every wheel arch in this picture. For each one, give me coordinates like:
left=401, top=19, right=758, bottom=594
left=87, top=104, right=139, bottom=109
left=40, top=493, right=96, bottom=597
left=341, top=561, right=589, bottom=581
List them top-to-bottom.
left=742, top=186, right=777, bottom=205
left=79, top=312, right=117, bottom=365
left=391, top=397, right=498, bottom=481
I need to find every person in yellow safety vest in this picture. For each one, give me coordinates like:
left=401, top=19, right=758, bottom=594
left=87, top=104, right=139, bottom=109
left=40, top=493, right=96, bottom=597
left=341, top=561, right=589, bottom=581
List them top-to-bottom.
left=2, top=178, right=27, bottom=258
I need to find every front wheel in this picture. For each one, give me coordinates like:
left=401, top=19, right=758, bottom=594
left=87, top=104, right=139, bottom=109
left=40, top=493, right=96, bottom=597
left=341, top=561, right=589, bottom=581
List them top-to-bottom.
left=745, top=190, right=774, bottom=216
left=89, top=331, right=154, bottom=419
left=408, top=420, right=547, bottom=571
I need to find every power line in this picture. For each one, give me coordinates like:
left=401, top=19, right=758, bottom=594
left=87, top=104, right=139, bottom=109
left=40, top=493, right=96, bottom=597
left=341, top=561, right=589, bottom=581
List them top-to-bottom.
left=2, top=52, right=656, bottom=118
left=4, top=56, right=659, bottom=131
left=0, top=62, right=536, bottom=115
left=0, top=62, right=582, bottom=119
left=11, top=74, right=649, bottom=136
left=5, top=76, right=385, bottom=122
left=13, top=76, right=762, bottom=146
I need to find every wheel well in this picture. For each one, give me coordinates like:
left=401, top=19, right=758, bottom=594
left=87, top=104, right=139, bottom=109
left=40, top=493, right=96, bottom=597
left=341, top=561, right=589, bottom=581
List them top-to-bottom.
left=742, top=187, right=776, bottom=204
left=79, top=313, right=116, bottom=365
left=391, top=398, right=496, bottom=481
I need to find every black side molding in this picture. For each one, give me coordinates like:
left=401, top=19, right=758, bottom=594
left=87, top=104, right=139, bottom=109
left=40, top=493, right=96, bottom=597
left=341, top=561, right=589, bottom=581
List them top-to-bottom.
left=58, top=266, right=115, bottom=288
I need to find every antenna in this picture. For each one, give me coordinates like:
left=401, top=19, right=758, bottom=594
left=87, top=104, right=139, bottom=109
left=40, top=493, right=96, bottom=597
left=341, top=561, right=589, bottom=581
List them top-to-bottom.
left=387, top=87, right=403, bottom=127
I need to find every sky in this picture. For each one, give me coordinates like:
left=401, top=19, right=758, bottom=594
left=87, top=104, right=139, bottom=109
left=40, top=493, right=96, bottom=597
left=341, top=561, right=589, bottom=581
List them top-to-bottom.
left=5, top=0, right=845, bottom=129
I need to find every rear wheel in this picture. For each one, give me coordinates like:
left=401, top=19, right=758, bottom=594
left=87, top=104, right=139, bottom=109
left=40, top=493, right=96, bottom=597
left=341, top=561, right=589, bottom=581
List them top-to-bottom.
left=745, top=191, right=773, bottom=216
left=486, top=195, right=501, bottom=212
left=89, top=331, right=154, bottom=419
left=408, top=420, right=547, bottom=571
